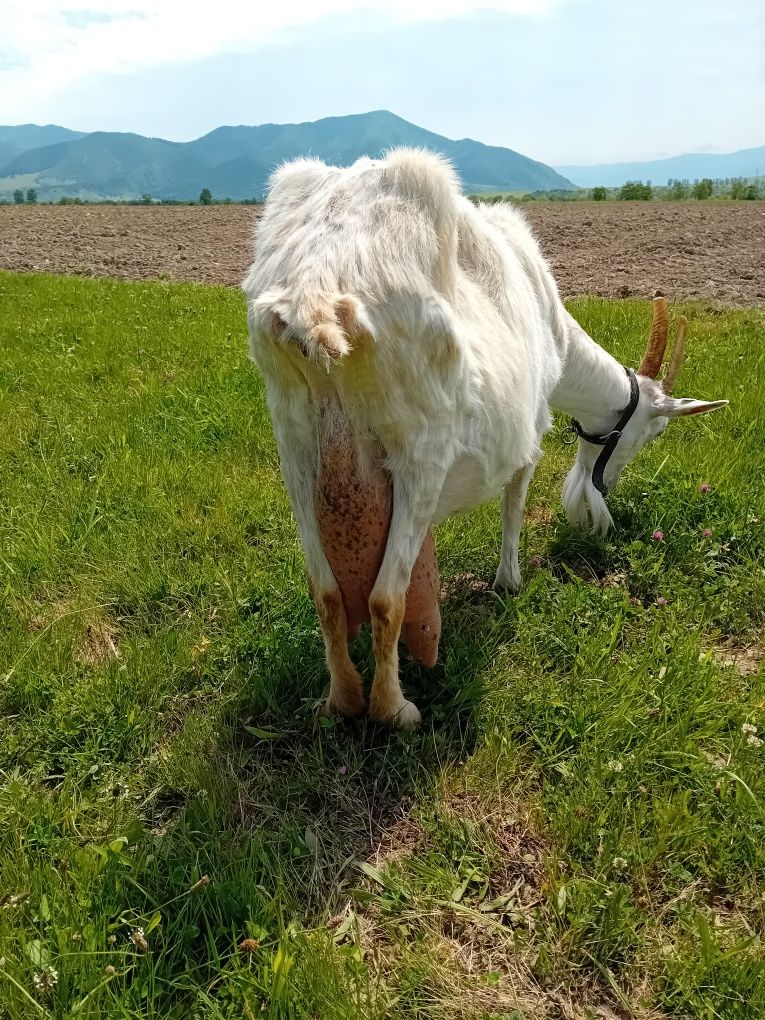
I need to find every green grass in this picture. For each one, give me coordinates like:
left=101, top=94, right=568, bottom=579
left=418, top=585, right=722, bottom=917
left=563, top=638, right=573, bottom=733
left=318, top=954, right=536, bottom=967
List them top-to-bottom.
left=1, top=270, right=764, bottom=1019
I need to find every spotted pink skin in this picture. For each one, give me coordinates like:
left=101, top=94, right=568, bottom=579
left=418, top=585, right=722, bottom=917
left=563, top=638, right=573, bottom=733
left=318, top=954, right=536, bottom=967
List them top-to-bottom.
left=315, top=439, right=441, bottom=667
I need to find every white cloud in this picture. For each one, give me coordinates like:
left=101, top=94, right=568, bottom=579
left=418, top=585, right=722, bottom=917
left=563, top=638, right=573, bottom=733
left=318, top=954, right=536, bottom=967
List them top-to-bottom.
left=1, top=0, right=559, bottom=117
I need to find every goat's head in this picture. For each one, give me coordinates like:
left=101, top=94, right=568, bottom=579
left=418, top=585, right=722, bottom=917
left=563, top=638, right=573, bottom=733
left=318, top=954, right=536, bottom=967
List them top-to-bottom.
left=563, top=295, right=728, bottom=534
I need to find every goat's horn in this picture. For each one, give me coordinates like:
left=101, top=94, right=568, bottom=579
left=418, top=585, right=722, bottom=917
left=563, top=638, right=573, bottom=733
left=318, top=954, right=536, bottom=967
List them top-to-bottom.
left=638, top=294, right=669, bottom=378
left=661, top=315, right=687, bottom=394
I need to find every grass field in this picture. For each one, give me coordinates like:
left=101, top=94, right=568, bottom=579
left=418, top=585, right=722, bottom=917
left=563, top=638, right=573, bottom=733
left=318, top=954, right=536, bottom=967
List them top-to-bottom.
left=1, top=270, right=764, bottom=1019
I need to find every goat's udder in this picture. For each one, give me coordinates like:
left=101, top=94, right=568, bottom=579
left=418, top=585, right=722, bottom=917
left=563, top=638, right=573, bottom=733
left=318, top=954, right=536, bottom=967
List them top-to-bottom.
left=314, top=437, right=441, bottom=665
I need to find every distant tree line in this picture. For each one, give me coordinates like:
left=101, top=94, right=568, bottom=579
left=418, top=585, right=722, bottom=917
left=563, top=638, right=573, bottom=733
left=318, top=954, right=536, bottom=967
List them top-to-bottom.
left=467, top=176, right=763, bottom=204
left=593, top=176, right=760, bottom=201
left=2, top=179, right=761, bottom=207
left=0, top=186, right=263, bottom=206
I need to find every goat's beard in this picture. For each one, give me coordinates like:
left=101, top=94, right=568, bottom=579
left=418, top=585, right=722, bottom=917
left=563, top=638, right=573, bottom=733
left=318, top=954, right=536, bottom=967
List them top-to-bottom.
left=562, top=460, right=614, bottom=536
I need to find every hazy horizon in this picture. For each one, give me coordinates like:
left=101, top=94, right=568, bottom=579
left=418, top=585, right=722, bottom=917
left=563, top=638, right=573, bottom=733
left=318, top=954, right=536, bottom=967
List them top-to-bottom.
left=2, top=1, right=763, bottom=165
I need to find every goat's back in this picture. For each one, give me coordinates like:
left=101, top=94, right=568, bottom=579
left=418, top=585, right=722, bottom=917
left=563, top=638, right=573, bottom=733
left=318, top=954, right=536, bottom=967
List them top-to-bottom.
left=243, top=148, right=564, bottom=496
left=243, top=149, right=461, bottom=342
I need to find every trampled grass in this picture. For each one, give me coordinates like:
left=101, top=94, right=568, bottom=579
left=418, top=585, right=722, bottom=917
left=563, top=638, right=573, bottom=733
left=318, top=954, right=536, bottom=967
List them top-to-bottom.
left=1, top=270, right=764, bottom=1018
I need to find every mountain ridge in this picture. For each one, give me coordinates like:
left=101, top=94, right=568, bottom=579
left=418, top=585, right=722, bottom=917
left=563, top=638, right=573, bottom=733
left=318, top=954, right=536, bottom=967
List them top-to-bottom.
left=0, top=111, right=574, bottom=199
left=3, top=115, right=759, bottom=199
left=0, top=123, right=86, bottom=175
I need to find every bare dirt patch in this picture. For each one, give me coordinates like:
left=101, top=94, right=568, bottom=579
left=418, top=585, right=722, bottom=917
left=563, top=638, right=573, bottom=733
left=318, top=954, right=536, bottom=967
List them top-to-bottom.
left=1, top=201, right=763, bottom=304
left=712, top=637, right=765, bottom=677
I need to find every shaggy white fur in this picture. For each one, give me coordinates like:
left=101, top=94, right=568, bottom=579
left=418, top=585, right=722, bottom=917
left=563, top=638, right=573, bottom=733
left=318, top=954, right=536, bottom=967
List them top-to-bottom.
left=243, top=148, right=727, bottom=725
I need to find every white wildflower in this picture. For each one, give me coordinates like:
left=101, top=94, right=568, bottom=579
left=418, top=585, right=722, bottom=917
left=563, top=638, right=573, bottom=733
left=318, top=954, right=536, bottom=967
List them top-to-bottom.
left=742, top=723, right=757, bottom=735
left=747, top=734, right=763, bottom=748
left=606, top=760, right=623, bottom=773
left=612, top=856, right=628, bottom=870
left=33, top=967, right=58, bottom=995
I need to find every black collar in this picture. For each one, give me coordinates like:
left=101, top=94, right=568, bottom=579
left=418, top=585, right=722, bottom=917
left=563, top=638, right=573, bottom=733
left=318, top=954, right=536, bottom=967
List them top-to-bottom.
left=569, top=367, right=640, bottom=495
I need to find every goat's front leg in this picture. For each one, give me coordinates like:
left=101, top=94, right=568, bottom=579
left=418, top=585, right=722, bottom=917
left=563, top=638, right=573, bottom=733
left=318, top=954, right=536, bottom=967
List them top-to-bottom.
left=271, top=410, right=365, bottom=718
left=368, top=455, right=448, bottom=729
left=494, top=461, right=537, bottom=592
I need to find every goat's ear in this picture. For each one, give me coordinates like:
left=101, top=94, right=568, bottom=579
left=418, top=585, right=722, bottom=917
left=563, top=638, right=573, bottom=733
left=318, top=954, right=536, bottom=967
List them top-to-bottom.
left=652, top=395, right=729, bottom=419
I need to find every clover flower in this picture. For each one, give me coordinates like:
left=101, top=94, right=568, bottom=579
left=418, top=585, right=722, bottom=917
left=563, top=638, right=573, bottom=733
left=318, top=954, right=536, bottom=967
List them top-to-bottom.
left=129, top=928, right=149, bottom=952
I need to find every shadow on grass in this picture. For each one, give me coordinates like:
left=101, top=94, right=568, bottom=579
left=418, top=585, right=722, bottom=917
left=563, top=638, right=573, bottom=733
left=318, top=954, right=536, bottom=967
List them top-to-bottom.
left=543, top=521, right=620, bottom=584
left=100, top=584, right=507, bottom=1012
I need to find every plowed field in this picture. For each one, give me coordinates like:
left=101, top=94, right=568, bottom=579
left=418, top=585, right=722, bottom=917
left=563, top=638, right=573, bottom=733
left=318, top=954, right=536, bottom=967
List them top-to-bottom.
left=2, top=200, right=763, bottom=303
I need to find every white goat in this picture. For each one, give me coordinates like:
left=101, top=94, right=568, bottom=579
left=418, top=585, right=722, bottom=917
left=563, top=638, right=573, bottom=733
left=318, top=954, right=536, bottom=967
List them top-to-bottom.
left=242, top=149, right=726, bottom=728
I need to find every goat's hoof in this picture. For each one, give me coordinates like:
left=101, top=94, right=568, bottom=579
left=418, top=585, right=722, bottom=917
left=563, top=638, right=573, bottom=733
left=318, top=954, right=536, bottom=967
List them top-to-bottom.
left=492, top=572, right=521, bottom=593
left=320, top=689, right=366, bottom=719
left=369, top=698, right=421, bottom=730
left=394, top=700, right=422, bottom=730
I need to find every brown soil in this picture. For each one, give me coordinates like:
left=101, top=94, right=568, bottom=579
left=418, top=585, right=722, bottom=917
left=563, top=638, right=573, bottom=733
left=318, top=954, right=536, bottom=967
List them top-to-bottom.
left=1, top=201, right=763, bottom=304
left=522, top=201, right=765, bottom=305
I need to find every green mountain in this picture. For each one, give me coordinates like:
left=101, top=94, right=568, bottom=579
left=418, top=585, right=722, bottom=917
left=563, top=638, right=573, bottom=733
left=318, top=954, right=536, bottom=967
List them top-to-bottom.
left=0, top=111, right=574, bottom=200
left=0, top=124, right=86, bottom=173
left=4, top=132, right=209, bottom=195
left=556, top=145, right=765, bottom=187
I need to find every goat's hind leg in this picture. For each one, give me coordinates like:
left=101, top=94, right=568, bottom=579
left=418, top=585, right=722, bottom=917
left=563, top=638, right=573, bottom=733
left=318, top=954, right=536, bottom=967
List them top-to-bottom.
left=269, top=401, right=365, bottom=718
left=368, top=451, right=449, bottom=729
left=313, top=586, right=366, bottom=717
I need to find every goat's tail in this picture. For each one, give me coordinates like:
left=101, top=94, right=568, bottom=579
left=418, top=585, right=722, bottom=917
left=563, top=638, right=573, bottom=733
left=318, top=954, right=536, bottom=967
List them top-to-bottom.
left=253, top=289, right=374, bottom=363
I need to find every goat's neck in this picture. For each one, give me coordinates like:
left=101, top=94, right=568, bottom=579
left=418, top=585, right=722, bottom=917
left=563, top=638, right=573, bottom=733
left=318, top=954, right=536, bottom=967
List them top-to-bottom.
left=551, top=313, right=632, bottom=433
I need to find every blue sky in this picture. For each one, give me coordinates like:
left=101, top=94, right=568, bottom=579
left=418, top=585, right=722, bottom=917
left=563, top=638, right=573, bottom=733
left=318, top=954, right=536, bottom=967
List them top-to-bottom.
left=1, top=0, right=763, bottom=165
